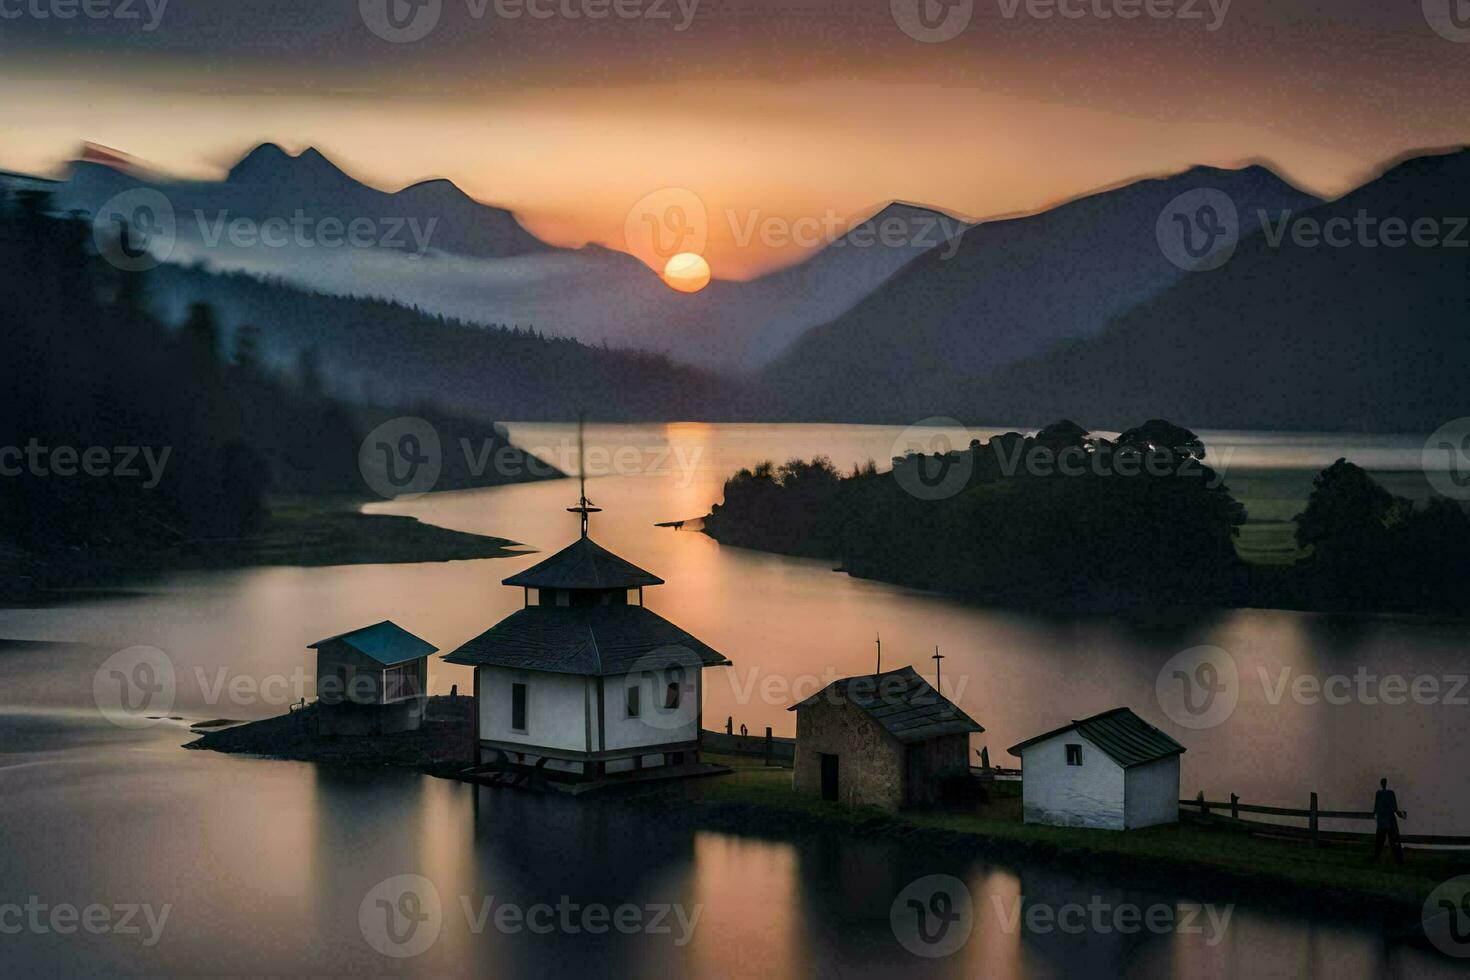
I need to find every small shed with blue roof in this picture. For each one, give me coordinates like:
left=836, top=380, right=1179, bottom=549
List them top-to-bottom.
left=308, top=621, right=437, bottom=736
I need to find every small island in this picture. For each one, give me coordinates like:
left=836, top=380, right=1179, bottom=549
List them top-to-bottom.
left=698, top=420, right=1470, bottom=617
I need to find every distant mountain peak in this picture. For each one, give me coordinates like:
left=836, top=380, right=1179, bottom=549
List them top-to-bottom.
left=227, top=142, right=355, bottom=186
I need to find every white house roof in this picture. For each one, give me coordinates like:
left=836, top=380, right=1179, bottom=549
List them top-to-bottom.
left=1007, top=707, right=1184, bottom=768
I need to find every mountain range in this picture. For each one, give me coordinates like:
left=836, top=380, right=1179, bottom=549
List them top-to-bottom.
left=7, top=141, right=1469, bottom=432
left=46, top=144, right=956, bottom=373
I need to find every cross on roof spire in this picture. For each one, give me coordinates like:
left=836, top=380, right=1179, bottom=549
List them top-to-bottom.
left=566, top=412, right=601, bottom=538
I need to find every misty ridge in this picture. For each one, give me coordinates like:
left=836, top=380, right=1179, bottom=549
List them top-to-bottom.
left=6, top=141, right=1470, bottom=432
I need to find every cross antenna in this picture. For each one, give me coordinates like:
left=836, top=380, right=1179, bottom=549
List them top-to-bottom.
left=567, top=411, right=602, bottom=537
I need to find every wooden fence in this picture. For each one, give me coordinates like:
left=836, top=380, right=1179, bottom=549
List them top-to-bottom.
left=699, top=727, right=795, bottom=765
left=1182, top=791, right=1470, bottom=847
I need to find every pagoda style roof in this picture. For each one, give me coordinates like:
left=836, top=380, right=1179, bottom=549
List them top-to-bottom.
left=502, top=536, right=664, bottom=591
left=442, top=604, right=730, bottom=676
left=308, top=621, right=437, bottom=667
left=789, top=666, right=983, bottom=743
left=1007, top=707, right=1185, bottom=768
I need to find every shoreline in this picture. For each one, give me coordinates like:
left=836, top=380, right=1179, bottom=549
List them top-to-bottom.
left=1, top=495, right=524, bottom=606
left=187, top=699, right=1469, bottom=928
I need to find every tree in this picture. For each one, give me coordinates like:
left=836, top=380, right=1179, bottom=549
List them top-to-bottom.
left=232, top=324, right=263, bottom=375
left=1294, top=458, right=1393, bottom=555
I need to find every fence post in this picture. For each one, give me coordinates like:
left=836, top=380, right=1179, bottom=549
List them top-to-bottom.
left=726, top=716, right=733, bottom=735
left=764, top=727, right=773, bottom=767
left=1197, top=790, right=1209, bottom=816
left=1309, top=792, right=1319, bottom=846
left=1230, top=793, right=1239, bottom=820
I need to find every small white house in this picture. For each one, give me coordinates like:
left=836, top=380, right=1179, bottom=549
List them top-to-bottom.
left=442, top=527, right=731, bottom=785
left=1007, top=707, right=1184, bottom=830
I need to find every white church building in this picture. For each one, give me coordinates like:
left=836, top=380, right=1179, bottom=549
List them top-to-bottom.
left=442, top=488, right=730, bottom=785
left=1008, top=707, right=1185, bottom=830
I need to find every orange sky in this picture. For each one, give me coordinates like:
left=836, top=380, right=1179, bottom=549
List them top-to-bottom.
left=2, top=0, right=1467, bottom=278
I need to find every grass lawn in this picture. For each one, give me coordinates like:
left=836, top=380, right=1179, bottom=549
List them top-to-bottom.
left=692, top=762, right=1470, bottom=914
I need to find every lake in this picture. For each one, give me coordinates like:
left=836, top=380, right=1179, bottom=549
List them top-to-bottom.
left=0, top=421, right=1463, bottom=976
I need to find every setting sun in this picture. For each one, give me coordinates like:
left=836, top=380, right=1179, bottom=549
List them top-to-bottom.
left=662, top=252, right=712, bottom=293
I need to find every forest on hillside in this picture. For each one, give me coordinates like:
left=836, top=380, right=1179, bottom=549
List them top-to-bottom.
left=0, top=188, right=550, bottom=563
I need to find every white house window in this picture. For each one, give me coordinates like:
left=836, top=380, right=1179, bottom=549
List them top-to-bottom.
left=664, top=666, right=685, bottom=709
left=626, top=682, right=641, bottom=718
left=511, top=683, right=528, bottom=732
left=1065, top=744, right=1083, bottom=766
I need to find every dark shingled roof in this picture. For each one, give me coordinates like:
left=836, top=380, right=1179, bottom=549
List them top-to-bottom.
left=503, top=536, right=664, bottom=591
left=441, top=604, right=730, bottom=676
left=308, top=621, right=437, bottom=667
left=788, top=666, right=983, bottom=743
left=1007, top=707, right=1185, bottom=768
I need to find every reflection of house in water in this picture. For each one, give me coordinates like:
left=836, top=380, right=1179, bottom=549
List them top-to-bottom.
left=444, top=475, right=731, bottom=787
left=308, top=621, right=435, bottom=736
left=789, top=666, right=983, bottom=810
left=1008, top=707, right=1184, bottom=830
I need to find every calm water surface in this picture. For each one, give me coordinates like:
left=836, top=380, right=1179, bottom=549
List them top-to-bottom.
left=0, top=422, right=1464, bottom=976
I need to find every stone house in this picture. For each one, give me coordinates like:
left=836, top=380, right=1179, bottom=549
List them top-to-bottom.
left=789, top=666, right=983, bottom=810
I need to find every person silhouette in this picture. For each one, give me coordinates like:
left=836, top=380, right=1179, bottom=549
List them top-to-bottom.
left=1372, top=777, right=1407, bottom=865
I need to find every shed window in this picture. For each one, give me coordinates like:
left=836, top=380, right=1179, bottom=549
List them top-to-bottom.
left=383, top=664, right=419, bottom=702
left=511, top=683, right=528, bottom=732
left=626, top=683, right=641, bottom=718
left=1065, top=744, right=1083, bottom=766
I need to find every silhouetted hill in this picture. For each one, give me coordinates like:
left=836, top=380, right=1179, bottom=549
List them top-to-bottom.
left=971, top=148, right=1470, bottom=432
left=762, top=164, right=1320, bottom=420
left=146, top=262, right=740, bottom=421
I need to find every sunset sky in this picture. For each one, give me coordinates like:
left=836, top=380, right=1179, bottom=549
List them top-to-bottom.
left=2, top=0, right=1467, bottom=277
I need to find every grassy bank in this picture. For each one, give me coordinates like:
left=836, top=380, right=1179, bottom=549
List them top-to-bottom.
left=189, top=711, right=1467, bottom=924
left=674, top=759, right=1469, bottom=921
